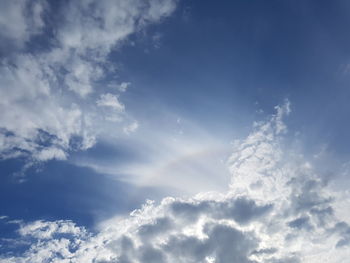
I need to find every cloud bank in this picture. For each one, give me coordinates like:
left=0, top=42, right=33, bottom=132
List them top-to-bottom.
left=0, top=0, right=177, bottom=163
left=1, top=101, right=350, bottom=263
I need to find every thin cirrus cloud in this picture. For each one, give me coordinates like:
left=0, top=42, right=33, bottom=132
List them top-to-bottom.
left=0, top=0, right=177, bottom=163
left=1, top=101, right=350, bottom=263
left=72, top=116, right=233, bottom=196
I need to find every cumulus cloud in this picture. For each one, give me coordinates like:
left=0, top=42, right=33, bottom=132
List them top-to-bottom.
left=0, top=0, right=178, bottom=163
left=2, top=101, right=350, bottom=263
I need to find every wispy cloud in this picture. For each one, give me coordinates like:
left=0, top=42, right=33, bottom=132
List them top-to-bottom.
left=0, top=0, right=177, bottom=164
left=0, top=0, right=45, bottom=49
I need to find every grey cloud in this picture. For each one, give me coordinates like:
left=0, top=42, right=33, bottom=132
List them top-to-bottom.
left=288, top=177, right=332, bottom=214
left=169, top=197, right=273, bottom=225
left=219, top=197, right=273, bottom=224
left=169, top=200, right=208, bottom=222
left=309, top=206, right=333, bottom=226
left=287, top=216, right=312, bottom=230
left=138, top=217, right=173, bottom=240
left=332, top=222, right=350, bottom=248
left=163, top=223, right=258, bottom=263
left=203, top=224, right=258, bottom=263
left=164, top=235, right=209, bottom=262
left=336, top=237, right=350, bottom=248
left=138, top=246, right=165, bottom=263
left=251, top=247, right=278, bottom=255
left=267, top=256, right=301, bottom=263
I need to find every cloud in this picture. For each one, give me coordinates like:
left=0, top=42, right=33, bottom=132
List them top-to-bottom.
left=0, top=0, right=178, bottom=163
left=0, top=0, right=45, bottom=50
left=117, top=82, right=131, bottom=93
left=97, top=94, right=125, bottom=112
left=2, top=101, right=350, bottom=262
left=85, top=116, right=233, bottom=195
left=123, top=121, right=139, bottom=135
left=32, top=147, right=67, bottom=162
left=18, top=220, right=87, bottom=240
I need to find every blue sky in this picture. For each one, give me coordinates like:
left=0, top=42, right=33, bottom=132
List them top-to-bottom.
left=1, top=0, right=350, bottom=262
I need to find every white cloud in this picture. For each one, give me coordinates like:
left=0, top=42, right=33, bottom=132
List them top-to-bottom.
left=0, top=0, right=178, bottom=163
left=52, top=0, right=177, bottom=97
left=63, top=56, right=103, bottom=97
left=118, top=82, right=131, bottom=92
left=96, top=93, right=125, bottom=112
left=227, top=99, right=291, bottom=200
left=2, top=102, right=350, bottom=263
left=123, top=121, right=139, bottom=135
left=33, top=147, right=67, bottom=162
left=18, top=220, right=86, bottom=240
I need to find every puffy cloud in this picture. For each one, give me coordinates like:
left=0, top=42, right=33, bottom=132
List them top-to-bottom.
left=0, top=0, right=178, bottom=163
left=2, top=101, right=350, bottom=263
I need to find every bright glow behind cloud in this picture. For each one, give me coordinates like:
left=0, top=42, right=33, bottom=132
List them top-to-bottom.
left=2, top=101, right=350, bottom=263
left=74, top=117, right=233, bottom=195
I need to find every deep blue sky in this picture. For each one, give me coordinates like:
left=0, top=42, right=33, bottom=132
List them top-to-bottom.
left=116, top=0, right=350, bottom=154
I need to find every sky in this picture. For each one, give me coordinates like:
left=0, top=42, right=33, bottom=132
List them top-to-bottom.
left=1, top=0, right=350, bottom=262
